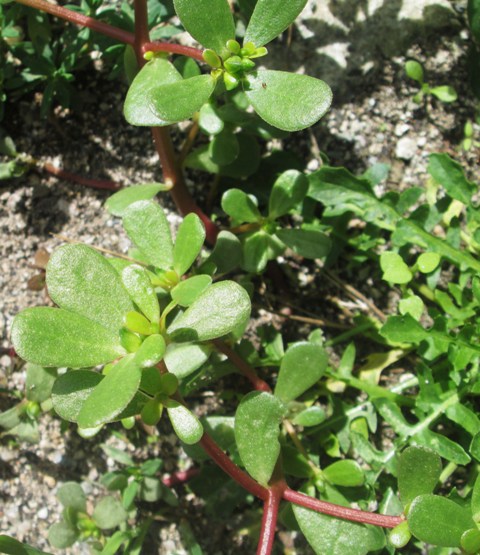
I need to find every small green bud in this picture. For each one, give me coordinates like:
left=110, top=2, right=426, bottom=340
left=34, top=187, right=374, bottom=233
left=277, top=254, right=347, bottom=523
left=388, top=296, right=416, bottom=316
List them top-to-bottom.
left=226, top=39, right=241, bottom=54
left=241, top=41, right=256, bottom=56
left=250, top=46, right=268, bottom=58
left=202, top=49, right=222, bottom=68
left=143, top=51, right=154, bottom=61
left=224, top=55, right=243, bottom=74
left=240, top=58, right=255, bottom=71
left=223, top=71, right=239, bottom=91
left=156, top=269, right=180, bottom=289
left=124, top=311, right=159, bottom=335
left=120, top=329, right=143, bottom=352
left=141, top=398, right=163, bottom=426
left=25, top=401, right=41, bottom=419
left=121, top=416, right=136, bottom=430
left=389, top=521, right=411, bottom=548
left=461, top=528, right=480, bottom=554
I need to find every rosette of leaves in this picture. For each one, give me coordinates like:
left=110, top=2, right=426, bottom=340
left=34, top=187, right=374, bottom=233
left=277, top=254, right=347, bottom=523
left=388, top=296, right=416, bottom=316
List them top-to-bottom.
left=124, top=0, right=332, bottom=132
left=220, top=169, right=332, bottom=272
left=11, top=193, right=251, bottom=444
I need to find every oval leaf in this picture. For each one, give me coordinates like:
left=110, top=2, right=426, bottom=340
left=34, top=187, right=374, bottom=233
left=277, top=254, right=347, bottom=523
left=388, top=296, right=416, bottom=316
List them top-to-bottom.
left=173, top=0, right=235, bottom=55
left=245, top=0, right=307, bottom=47
left=124, top=58, right=182, bottom=126
left=245, top=69, right=332, bottom=132
left=149, top=75, right=215, bottom=123
left=268, top=169, right=309, bottom=219
left=105, top=183, right=168, bottom=216
left=221, top=188, right=261, bottom=224
left=123, top=200, right=174, bottom=270
left=173, top=213, right=206, bottom=276
left=275, top=228, right=331, bottom=259
left=47, top=244, right=133, bottom=332
left=122, top=265, right=160, bottom=323
left=171, top=275, right=212, bottom=307
left=167, top=281, right=251, bottom=342
left=11, top=308, right=125, bottom=368
left=134, top=334, right=166, bottom=367
left=164, top=342, right=212, bottom=379
left=274, top=342, right=328, bottom=403
left=77, top=356, right=142, bottom=428
left=52, top=370, right=102, bottom=422
left=234, top=391, right=285, bottom=485
left=167, top=403, right=204, bottom=444
left=398, top=446, right=442, bottom=507
left=323, top=460, right=365, bottom=487
left=57, top=482, right=87, bottom=512
left=408, top=494, right=474, bottom=547
left=93, top=496, right=128, bottom=530
left=47, top=522, right=78, bottom=549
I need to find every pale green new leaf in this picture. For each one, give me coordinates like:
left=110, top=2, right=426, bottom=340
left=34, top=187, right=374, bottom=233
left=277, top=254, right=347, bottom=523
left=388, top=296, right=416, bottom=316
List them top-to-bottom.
left=245, top=0, right=307, bottom=46
left=124, top=58, right=182, bottom=126
left=245, top=70, right=332, bottom=131
left=105, top=183, right=168, bottom=216
left=173, top=213, right=206, bottom=276
left=47, top=244, right=133, bottom=332
left=121, top=265, right=160, bottom=323
left=171, top=275, right=212, bottom=307
left=11, top=308, right=125, bottom=368
left=134, top=334, right=166, bottom=367
left=235, top=391, right=285, bottom=485
left=167, top=402, right=204, bottom=444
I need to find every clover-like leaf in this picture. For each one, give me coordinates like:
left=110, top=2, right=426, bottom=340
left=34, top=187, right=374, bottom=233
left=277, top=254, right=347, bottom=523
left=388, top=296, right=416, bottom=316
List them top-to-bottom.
left=173, top=0, right=234, bottom=55
left=244, top=0, right=307, bottom=47
left=124, top=58, right=182, bottom=126
left=245, top=69, right=332, bottom=131
left=149, top=75, right=215, bottom=124
left=268, top=169, right=309, bottom=219
left=105, top=183, right=168, bottom=216
left=123, top=200, right=174, bottom=270
left=173, top=213, right=206, bottom=276
left=47, top=244, right=133, bottom=333
left=121, top=265, right=160, bottom=323
left=171, top=275, right=212, bottom=307
left=167, top=281, right=251, bottom=342
left=12, top=308, right=125, bottom=368
left=274, top=342, right=327, bottom=403
left=77, top=355, right=142, bottom=428
left=234, top=391, right=285, bottom=485
left=167, top=402, right=204, bottom=444
left=398, top=446, right=442, bottom=507
left=408, top=494, right=474, bottom=547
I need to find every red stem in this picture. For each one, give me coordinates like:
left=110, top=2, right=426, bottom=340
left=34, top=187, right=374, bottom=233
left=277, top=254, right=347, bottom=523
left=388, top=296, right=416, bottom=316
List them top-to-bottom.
left=142, top=41, right=204, bottom=62
left=42, top=162, right=121, bottom=191
left=212, top=339, right=271, bottom=392
left=161, top=467, right=199, bottom=488
left=257, top=478, right=286, bottom=555
left=283, top=488, right=403, bottom=528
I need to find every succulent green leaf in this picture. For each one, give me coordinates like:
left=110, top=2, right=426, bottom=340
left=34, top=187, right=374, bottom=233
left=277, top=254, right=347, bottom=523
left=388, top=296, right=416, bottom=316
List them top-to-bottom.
left=173, top=0, right=235, bottom=55
left=244, top=0, right=307, bottom=46
left=469, top=0, right=480, bottom=43
left=124, top=58, right=182, bottom=126
left=405, top=60, right=424, bottom=83
left=245, top=70, right=332, bottom=131
left=149, top=75, right=215, bottom=123
left=430, top=86, right=457, bottom=103
left=198, top=102, right=224, bottom=135
left=209, top=130, right=239, bottom=166
left=428, top=153, right=474, bottom=205
left=268, top=169, right=309, bottom=219
left=105, top=183, right=168, bottom=216
left=221, top=188, right=261, bottom=224
left=123, top=200, right=174, bottom=270
left=173, top=213, right=206, bottom=276
left=275, top=228, right=331, bottom=259
left=204, top=230, right=242, bottom=274
left=242, top=230, right=270, bottom=273
left=47, top=244, right=133, bottom=333
left=380, top=252, right=412, bottom=284
left=417, top=252, right=441, bottom=273
left=121, top=265, right=160, bottom=323
left=171, top=275, right=212, bottom=307
left=167, top=281, right=251, bottom=342
left=11, top=308, right=125, bottom=368
left=124, top=311, right=158, bottom=335
left=380, top=315, right=429, bottom=344
left=134, top=334, right=166, bottom=367
left=164, top=342, right=212, bottom=379
left=274, top=342, right=327, bottom=403
left=77, top=356, right=142, bottom=428
left=25, top=364, right=56, bottom=403
left=52, top=370, right=102, bottom=422
left=234, top=391, right=285, bottom=485
left=141, top=398, right=163, bottom=426
left=167, top=402, right=204, bottom=444
left=292, top=406, right=326, bottom=427
left=398, top=446, right=442, bottom=506
left=323, top=460, right=365, bottom=487
left=471, top=473, right=480, bottom=521
left=57, top=482, right=87, bottom=512
left=408, top=494, right=474, bottom=547
left=93, top=496, right=128, bottom=530
left=293, top=504, right=385, bottom=555
left=388, top=521, right=412, bottom=549
left=47, top=522, right=78, bottom=549
left=461, top=528, right=480, bottom=554
left=0, top=536, right=52, bottom=555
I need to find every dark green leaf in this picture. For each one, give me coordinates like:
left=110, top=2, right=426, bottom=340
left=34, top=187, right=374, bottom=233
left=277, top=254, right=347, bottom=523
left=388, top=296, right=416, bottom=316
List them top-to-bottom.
left=244, top=0, right=307, bottom=46
left=469, top=0, right=480, bottom=43
left=245, top=70, right=332, bottom=132
left=209, top=130, right=239, bottom=166
left=428, top=153, right=474, bottom=205
left=268, top=169, right=309, bottom=219
left=105, top=183, right=168, bottom=216
left=222, top=188, right=261, bottom=223
left=173, top=213, right=205, bottom=276
left=276, top=227, right=331, bottom=259
left=203, top=230, right=242, bottom=274
left=242, top=230, right=270, bottom=273
left=171, top=275, right=212, bottom=307
left=380, top=315, right=429, bottom=344
left=25, top=364, right=56, bottom=403
left=235, top=391, right=285, bottom=485
left=398, top=446, right=442, bottom=506
left=92, top=496, right=128, bottom=530
left=0, top=536, right=51, bottom=555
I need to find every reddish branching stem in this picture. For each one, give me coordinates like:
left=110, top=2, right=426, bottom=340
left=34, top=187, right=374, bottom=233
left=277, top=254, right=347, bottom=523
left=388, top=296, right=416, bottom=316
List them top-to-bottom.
left=142, top=41, right=204, bottom=62
left=42, top=163, right=121, bottom=191
left=212, top=339, right=271, bottom=392
left=161, top=467, right=199, bottom=488
left=257, top=478, right=286, bottom=555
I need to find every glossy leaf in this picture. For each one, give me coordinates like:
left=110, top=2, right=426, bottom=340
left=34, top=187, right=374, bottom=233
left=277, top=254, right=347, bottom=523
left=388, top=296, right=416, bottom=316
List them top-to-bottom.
left=173, top=0, right=234, bottom=54
left=245, top=0, right=307, bottom=46
left=124, top=58, right=182, bottom=126
left=245, top=70, right=332, bottom=131
left=149, top=75, right=215, bottom=123
left=198, top=102, right=224, bottom=135
left=209, top=130, right=239, bottom=166
left=428, top=153, right=474, bottom=205
left=268, top=169, right=309, bottom=219
left=105, top=183, right=168, bottom=216
left=221, top=188, right=261, bottom=223
left=123, top=200, right=174, bottom=270
left=173, top=213, right=206, bottom=276
left=275, top=228, right=331, bottom=259
left=204, top=230, right=242, bottom=274
left=47, top=244, right=133, bottom=332
left=380, top=252, right=412, bottom=284
left=121, top=265, right=160, bottom=323
left=171, top=275, right=212, bottom=307
left=167, top=281, right=251, bottom=342
left=11, top=308, right=125, bottom=368
left=134, top=334, right=166, bottom=367
left=164, top=342, right=212, bottom=378
left=274, top=342, right=327, bottom=403
left=77, top=356, right=142, bottom=428
left=52, top=370, right=102, bottom=422
left=234, top=391, right=285, bottom=485
left=167, top=402, right=204, bottom=444
left=398, top=446, right=442, bottom=506
left=323, top=460, right=365, bottom=487
left=57, top=482, right=86, bottom=512
left=408, top=494, right=474, bottom=547
left=93, top=496, right=128, bottom=530
left=293, top=505, right=385, bottom=555
left=47, top=522, right=78, bottom=549
left=461, top=528, right=480, bottom=554
left=0, top=536, right=51, bottom=555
